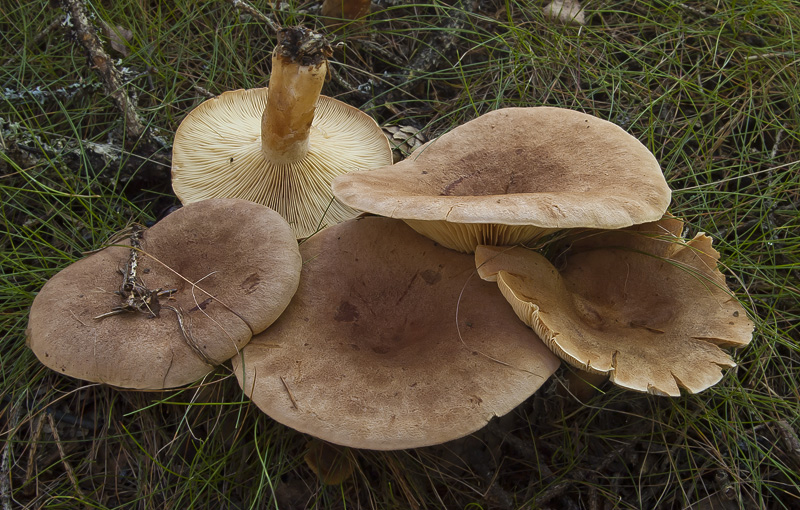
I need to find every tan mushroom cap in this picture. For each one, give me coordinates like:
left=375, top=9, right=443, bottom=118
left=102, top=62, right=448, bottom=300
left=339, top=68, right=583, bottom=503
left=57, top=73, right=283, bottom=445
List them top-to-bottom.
left=171, top=88, right=392, bottom=239
left=332, top=107, right=671, bottom=253
left=27, top=198, right=301, bottom=389
left=233, top=216, right=560, bottom=450
left=475, top=218, right=754, bottom=396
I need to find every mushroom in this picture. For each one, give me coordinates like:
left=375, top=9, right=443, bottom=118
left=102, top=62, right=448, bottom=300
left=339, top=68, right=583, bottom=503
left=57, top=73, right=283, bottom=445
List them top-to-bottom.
left=321, top=0, right=372, bottom=26
left=171, top=27, right=392, bottom=239
left=332, top=107, right=671, bottom=253
left=26, top=198, right=302, bottom=389
left=233, top=216, right=560, bottom=450
left=475, top=217, right=755, bottom=396
left=557, top=368, right=608, bottom=402
left=304, top=439, right=356, bottom=485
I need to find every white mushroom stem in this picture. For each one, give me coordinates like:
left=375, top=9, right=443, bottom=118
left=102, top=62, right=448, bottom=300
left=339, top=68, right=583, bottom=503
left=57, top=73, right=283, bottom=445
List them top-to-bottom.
left=261, top=28, right=330, bottom=165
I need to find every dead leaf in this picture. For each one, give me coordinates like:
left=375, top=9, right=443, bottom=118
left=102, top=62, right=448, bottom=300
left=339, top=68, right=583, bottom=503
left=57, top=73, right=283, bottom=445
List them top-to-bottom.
left=103, top=23, right=133, bottom=57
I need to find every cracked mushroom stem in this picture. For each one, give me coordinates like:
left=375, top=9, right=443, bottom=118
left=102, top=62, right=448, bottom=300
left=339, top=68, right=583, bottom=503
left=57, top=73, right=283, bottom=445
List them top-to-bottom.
left=261, top=33, right=329, bottom=164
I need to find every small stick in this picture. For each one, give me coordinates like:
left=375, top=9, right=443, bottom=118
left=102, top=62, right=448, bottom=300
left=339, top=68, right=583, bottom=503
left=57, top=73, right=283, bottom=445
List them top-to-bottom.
left=61, top=0, right=157, bottom=151
left=230, top=0, right=281, bottom=34
left=327, top=65, right=369, bottom=101
left=194, top=85, right=216, bottom=98
left=94, top=224, right=176, bottom=320
left=163, top=305, right=218, bottom=367
left=69, top=310, right=88, bottom=327
left=280, top=376, right=299, bottom=409
left=0, top=404, right=20, bottom=510
left=46, top=413, right=86, bottom=501
left=23, top=414, right=46, bottom=498
left=772, top=420, right=800, bottom=467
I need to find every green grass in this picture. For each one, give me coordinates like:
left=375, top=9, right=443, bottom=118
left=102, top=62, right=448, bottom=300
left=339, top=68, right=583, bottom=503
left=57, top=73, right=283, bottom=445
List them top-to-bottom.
left=2, top=0, right=799, bottom=508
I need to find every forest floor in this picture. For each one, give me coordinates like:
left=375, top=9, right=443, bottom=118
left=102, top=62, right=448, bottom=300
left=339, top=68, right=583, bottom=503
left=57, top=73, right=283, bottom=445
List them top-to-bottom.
left=1, top=0, right=799, bottom=508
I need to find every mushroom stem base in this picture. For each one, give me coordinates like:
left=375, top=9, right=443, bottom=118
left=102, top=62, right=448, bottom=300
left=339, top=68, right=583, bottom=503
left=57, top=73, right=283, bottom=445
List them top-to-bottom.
left=261, top=28, right=330, bottom=164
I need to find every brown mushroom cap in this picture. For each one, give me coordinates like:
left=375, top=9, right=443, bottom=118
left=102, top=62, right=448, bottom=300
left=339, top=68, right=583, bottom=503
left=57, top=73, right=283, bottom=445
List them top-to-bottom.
left=321, top=0, right=371, bottom=23
left=543, top=0, right=586, bottom=25
left=171, top=88, right=392, bottom=239
left=332, top=107, right=671, bottom=252
left=27, top=198, right=301, bottom=389
left=233, top=216, right=560, bottom=450
left=475, top=218, right=754, bottom=396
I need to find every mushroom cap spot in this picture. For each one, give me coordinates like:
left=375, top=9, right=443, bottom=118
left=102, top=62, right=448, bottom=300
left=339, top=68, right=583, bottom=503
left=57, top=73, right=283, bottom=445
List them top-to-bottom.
left=171, top=88, right=393, bottom=239
left=332, top=107, right=671, bottom=251
left=26, top=198, right=301, bottom=389
left=233, top=217, right=560, bottom=450
left=475, top=218, right=754, bottom=396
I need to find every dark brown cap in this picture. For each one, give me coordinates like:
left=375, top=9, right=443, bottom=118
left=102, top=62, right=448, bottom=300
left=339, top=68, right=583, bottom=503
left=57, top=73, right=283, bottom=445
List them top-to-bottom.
left=234, top=216, right=560, bottom=449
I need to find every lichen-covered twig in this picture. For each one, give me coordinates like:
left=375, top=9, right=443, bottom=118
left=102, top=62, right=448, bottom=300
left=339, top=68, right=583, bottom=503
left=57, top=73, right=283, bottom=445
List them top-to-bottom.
left=61, top=0, right=158, bottom=151
left=94, top=225, right=176, bottom=320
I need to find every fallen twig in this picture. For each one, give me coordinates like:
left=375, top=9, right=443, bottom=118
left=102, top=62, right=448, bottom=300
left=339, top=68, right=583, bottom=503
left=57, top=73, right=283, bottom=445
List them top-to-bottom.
left=61, top=0, right=159, bottom=153
left=231, top=0, right=282, bottom=34
left=327, top=64, right=372, bottom=101
left=1, top=83, right=103, bottom=105
left=2, top=127, right=170, bottom=185
left=94, top=224, right=176, bottom=320
left=163, top=304, right=219, bottom=367
left=280, top=376, right=299, bottom=409
left=0, top=404, right=19, bottom=510
left=47, top=413, right=87, bottom=502
left=23, top=415, right=46, bottom=498
left=765, top=420, right=800, bottom=469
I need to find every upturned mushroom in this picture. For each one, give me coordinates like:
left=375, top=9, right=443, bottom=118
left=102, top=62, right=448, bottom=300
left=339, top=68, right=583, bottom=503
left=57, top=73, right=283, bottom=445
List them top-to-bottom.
left=171, top=27, right=392, bottom=239
left=332, top=107, right=671, bottom=252
left=27, top=198, right=302, bottom=389
left=233, top=216, right=560, bottom=450
left=475, top=218, right=754, bottom=396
